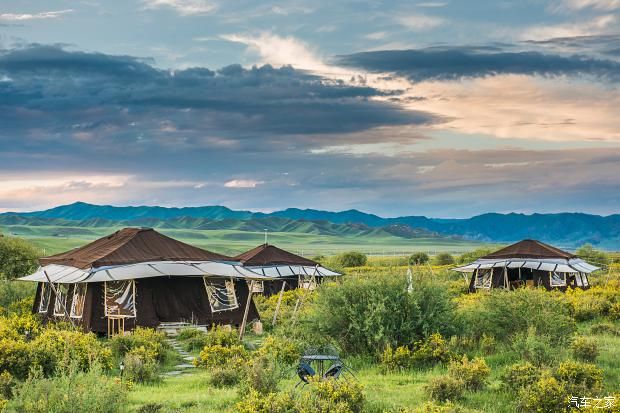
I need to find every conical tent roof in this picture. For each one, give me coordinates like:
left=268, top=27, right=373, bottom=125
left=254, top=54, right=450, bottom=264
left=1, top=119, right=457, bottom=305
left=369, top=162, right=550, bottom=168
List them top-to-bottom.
left=39, top=227, right=231, bottom=269
left=481, top=239, right=575, bottom=260
left=234, top=243, right=318, bottom=266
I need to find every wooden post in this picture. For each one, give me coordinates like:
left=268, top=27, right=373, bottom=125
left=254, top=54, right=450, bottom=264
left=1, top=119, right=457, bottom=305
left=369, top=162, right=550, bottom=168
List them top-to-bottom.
left=43, top=271, right=76, bottom=328
left=239, top=280, right=254, bottom=341
left=272, top=281, right=287, bottom=326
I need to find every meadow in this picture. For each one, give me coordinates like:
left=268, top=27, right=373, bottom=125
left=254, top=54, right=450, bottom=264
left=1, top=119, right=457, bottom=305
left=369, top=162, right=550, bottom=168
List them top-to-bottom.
left=0, top=239, right=619, bottom=412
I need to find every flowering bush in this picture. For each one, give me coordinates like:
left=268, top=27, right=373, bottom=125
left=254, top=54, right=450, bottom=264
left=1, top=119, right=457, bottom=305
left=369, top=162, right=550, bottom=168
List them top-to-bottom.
left=109, top=327, right=169, bottom=362
left=411, top=333, right=455, bottom=367
left=255, top=335, right=302, bottom=366
left=571, top=336, right=599, bottom=362
left=195, top=344, right=249, bottom=369
left=381, top=345, right=413, bottom=372
left=122, top=346, right=160, bottom=383
left=447, top=356, right=490, bottom=391
left=554, top=360, right=603, bottom=394
left=500, top=362, right=541, bottom=393
left=517, top=373, right=569, bottom=413
left=425, top=375, right=465, bottom=402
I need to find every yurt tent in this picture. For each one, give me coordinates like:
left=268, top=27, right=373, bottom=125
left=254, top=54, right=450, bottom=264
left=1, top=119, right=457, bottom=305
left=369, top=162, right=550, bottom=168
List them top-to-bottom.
left=20, top=228, right=266, bottom=334
left=453, top=239, right=599, bottom=292
left=233, top=244, right=341, bottom=296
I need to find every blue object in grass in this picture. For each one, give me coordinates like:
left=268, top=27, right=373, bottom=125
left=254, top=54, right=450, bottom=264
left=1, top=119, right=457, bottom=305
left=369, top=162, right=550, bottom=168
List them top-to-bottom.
left=297, top=362, right=316, bottom=383
left=323, top=363, right=343, bottom=379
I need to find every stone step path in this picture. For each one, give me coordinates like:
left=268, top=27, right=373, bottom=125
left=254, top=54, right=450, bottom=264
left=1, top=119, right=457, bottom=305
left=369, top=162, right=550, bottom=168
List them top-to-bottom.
left=162, top=338, right=197, bottom=377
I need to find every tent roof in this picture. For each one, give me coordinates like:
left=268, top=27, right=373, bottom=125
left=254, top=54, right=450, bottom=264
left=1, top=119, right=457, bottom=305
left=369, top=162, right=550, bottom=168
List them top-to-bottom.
left=39, top=228, right=230, bottom=269
left=482, top=239, right=575, bottom=260
left=234, top=243, right=318, bottom=266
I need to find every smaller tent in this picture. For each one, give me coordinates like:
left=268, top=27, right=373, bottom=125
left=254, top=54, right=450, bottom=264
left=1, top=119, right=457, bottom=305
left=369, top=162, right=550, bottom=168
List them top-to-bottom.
left=20, top=228, right=267, bottom=334
left=452, top=239, right=599, bottom=292
left=234, top=244, right=341, bottom=296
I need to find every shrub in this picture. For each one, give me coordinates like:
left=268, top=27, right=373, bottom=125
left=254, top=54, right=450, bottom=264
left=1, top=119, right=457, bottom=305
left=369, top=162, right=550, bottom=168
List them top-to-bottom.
left=0, top=237, right=40, bottom=280
left=576, top=244, right=610, bottom=267
left=456, top=249, right=494, bottom=265
left=334, top=251, right=367, bottom=268
left=409, top=252, right=430, bottom=265
left=433, top=253, right=454, bottom=266
left=303, top=275, right=457, bottom=356
left=458, top=288, right=575, bottom=345
left=564, top=288, right=611, bottom=321
left=609, top=302, right=620, bottom=320
left=0, top=313, right=42, bottom=341
left=590, top=322, right=620, bottom=336
left=203, top=324, right=241, bottom=347
left=109, top=327, right=169, bottom=362
left=177, top=327, right=205, bottom=341
left=510, top=328, right=557, bottom=366
left=31, top=329, right=113, bottom=375
left=411, top=333, right=454, bottom=367
left=479, top=334, right=496, bottom=355
left=255, top=335, right=302, bottom=366
left=571, top=336, right=599, bottom=362
left=0, top=339, right=34, bottom=380
left=195, top=344, right=249, bottom=369
left=381, top=345, right=413, bottom=372
left=123, top=346, right=160, bottom=384
left=239, top=356, right=284, bottom=395
left=447, top=356, right=490, bottom=391
left=554, top=360, right=603, bottom=394
left=500, top=362, right=542, bottom=393
left=5, top=365, right=126, bottom=413
left=209, top=367, right=242, bottom=388
left=0, top=371, right=13, bottom=399
left=517, top=373, right=568, bottom=413
left=426, top=375, right=465, bottom=402
left=299, top=376, right=366, bottom=413
left=235, top=390, right=296, bottom=413
left=137, top=404, right=164, bottom=413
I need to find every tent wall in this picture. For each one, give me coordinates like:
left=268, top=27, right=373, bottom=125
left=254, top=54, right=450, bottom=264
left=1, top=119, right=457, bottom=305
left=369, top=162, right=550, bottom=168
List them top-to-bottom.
left=468, top=267, right=588, bottom=293
left=33, top=277, right=259, bottom=334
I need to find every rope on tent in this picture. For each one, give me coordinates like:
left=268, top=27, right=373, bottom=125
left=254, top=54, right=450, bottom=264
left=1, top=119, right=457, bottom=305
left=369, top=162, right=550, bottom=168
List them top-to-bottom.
left=43, top=270, right=77, bottom=330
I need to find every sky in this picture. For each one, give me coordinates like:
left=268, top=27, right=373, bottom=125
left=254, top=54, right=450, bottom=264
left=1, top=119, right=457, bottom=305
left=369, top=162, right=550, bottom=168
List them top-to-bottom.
left=0, top=0, right=619, bottom=217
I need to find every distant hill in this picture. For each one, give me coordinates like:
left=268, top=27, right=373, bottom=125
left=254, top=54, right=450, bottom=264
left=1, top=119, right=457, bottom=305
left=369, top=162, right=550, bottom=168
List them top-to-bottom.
left=3, top=202, right=619, bottom=249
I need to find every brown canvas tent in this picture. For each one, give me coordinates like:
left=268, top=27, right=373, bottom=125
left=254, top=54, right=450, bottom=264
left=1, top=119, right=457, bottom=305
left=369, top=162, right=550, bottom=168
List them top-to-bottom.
left=21, top=228, right=262, bottom=334
left=453, top=239, right=600, bottom=292
left=234, top=244, right=341, bottom=296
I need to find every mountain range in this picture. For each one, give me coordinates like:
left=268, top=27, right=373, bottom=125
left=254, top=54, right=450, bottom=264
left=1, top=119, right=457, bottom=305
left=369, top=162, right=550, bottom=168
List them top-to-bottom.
left=3, top=202, right=620, bottom=249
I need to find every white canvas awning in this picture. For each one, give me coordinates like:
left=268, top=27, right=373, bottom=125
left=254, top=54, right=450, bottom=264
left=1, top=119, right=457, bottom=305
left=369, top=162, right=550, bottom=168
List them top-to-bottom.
left=452, top=257, right=599, bottom=274
left=19, top=261, right=272, bottom=283
left=245, top=265, right=341, bottom=278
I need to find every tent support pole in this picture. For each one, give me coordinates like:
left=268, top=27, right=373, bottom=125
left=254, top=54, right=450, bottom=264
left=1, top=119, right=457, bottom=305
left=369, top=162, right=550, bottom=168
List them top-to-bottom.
left=292, top=266, right=318, bottom=326
left=43, top=271, right=76, bottom=329
left=239, top=280, right=254, bottom=341
left=272, top=281, right=287, bottom=327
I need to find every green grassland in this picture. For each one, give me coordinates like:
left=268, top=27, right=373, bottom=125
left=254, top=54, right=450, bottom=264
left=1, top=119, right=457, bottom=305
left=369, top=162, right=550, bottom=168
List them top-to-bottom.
left=0, top=224, right=485, bottom=256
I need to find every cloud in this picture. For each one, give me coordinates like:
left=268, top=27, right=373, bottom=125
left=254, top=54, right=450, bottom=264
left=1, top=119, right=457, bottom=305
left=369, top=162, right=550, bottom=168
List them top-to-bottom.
left=142, top=0, right=216, bottom=16
left=555, top=0, right=620, bottom=11
left=415, top=2, right=448, bottom=7
left=0, top=9, right=73, bottom=21
left=396, top=14, right=445, bottom=31
left=521, top=14, right=617, bottom=40
left=335, top=46, right=620, bottom=82
left=224, top=179, right=264, bottom=188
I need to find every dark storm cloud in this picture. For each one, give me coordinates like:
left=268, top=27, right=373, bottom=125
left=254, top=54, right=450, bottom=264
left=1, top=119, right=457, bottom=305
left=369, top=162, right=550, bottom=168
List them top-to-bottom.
left=525, top=35, right=620, bottom=58
left=0, top=44, right=438, bottom=148
left=335, top=46, right=620, bottom=82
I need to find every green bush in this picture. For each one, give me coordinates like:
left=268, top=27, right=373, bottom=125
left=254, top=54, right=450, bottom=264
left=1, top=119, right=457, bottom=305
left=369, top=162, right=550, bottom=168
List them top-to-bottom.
left=0, top=237, right=40, bottom=280
left=576, top=244, right=610, bottom=267
left=456, top=249, right=494, bottom=265
left=334, top=251, right=367, bottom=268
left=409, top=252, right=430, bottom=265
left=433, top=253, right=454, bottom=266
left=302, top=275, right=457, bottom=356
left=0, top=281, right=36, bottom=317
left=458, top=288, right=575, bottom=345
left=609, top=302, right=620, bottom=320
left=590, top=322, right=620, bottom=336
left=203, top=325, right=241, bottom=347
left=109, top=327, right=169, bottom=362
left=177, top=327, right=205, bottom=341
left=510, top=328, right=557, bottom=366
left=411, top=333, right=454, bottom=367
left=255, top=335, right=302, bottom=366
left=571, top=336, right=599, bottom=362
left=0, top=339, right=34, bottom=380
left=195, top=344, right=249, bottom=370
left=381, top=345, right=413, bottom=372
left=123, top=346, right=160, bottom=384
left=240, top=356, right=284, bottom=395
left=447, top=356, right=490, bottom=391
left=554, top=360, right=603, bottom=394
left=500, top=362, right=542, bottom=393
left=5, top=365, right=126, bottom=413
left=209, top=367, right=242, bottom=388
left=0, top=371, right=13, bottom=399
left=517, top=373, right=568, bottom=413
left=426, top=375, right=465, bottom=402
left=298, top=376, right=365, bottom=413
left=235, top=390, right=296, bottom=413
left=137, top=404, right=164, bottom=413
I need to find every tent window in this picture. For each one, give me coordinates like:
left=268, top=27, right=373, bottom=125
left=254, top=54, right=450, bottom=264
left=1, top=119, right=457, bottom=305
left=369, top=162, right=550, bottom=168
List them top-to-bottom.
left=474, top=269, right=492, bottom=289
left=550, top=272, right=567, bottom=287
left=299, top=274, right=317, bottom=290
left=203, top=277, right=239, bottom=313
left=104, top=280, right=136, bottom=318
left=247, top=280, right=264, bottom=293
left=38, top=283, right=52, bottom=313
left=53, top=284, right=70, bottom=317
left=70, top=284, right=87, bottom=319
